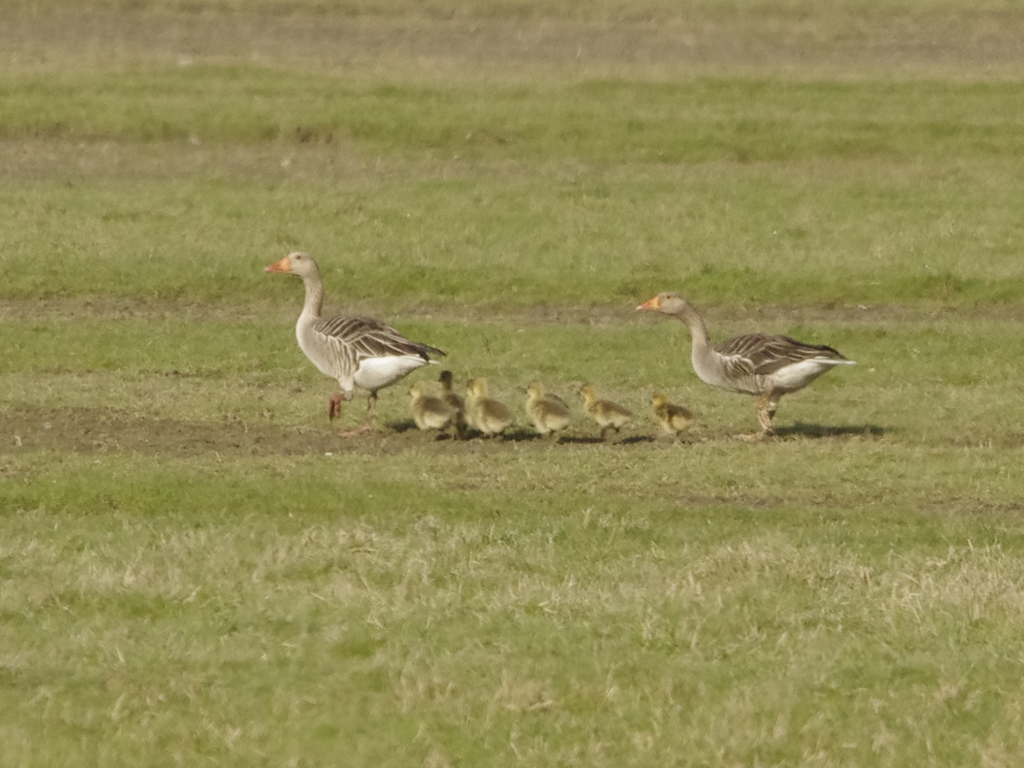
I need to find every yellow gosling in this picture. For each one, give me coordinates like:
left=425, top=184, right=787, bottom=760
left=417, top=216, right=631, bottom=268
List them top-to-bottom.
left=438, top=370, right=467, bottom=439
left=466, top=378, right=515, bottom=437
left=409, top=381, right=456, bottom=433
left=525, top=382, right=572, bottom=439
left=579, top=383, right=633, bottom=440
left=651, top=393, right=694, bottom=436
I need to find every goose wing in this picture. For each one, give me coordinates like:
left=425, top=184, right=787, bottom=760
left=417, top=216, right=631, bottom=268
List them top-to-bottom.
left=314, top=315, right=446, bottom=363
left=713, top=334, right=846, bottom=376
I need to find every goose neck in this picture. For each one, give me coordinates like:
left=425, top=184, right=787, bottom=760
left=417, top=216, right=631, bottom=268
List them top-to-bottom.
left=300, top=274, right=324, bottom=323
left=677, top=304, right=711, bottom=349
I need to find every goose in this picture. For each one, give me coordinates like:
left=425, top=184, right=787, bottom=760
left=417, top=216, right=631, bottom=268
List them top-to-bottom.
left=266, top=252, right=445, bottom=435
left=638, top=292, right=854, bottom=439
left=438, top=370, right=467, bottom=439
left=465, top=378, right=514, bottom=437
left=409, top=381, right=456, bottom=434
left=525, top=382, right=572, bottom=439
left=579, top=384, right=633, bottom=440
left=651, top=393, right=694, bottom=436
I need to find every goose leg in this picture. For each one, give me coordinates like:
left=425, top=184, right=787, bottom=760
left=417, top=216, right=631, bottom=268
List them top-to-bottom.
left=328, top=392, right=345, bottom=421
left=340, top=392, right=377, bottom=436
left=738, top=393, right=777, bottom=441
left=756, top=393, right=779, bottom=436
left=764, top=394, right=780, bottom=435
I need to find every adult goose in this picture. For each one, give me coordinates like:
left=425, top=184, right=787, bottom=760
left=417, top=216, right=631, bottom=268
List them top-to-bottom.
left=266, top=252, right=445, bottom=435
left=638, top=292, right=854, bottom=439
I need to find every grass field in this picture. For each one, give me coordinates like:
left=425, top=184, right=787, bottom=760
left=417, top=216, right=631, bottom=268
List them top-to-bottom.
left=3, top=1, right=1024, bottom=765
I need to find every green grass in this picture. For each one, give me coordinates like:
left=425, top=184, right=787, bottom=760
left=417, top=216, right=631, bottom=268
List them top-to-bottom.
left=4, top=1, right=1024, bottom=766
left=5, top=72, right=1024, bottom=156
left=3, top=165, right=1024, bottom=308
left=4, top=442, right=1024, bottom=766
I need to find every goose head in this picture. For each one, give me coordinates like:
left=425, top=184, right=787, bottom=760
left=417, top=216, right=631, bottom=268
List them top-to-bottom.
left=265, top=251, right=320, bottom=279
left=637, top=292, right=690, bottom=316
left=466, top=378, right=488, bottom=398
left=525, top=382, right=545, bottom=402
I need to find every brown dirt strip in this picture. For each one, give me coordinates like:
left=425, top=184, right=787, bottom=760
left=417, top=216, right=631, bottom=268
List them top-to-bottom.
left=0, top=403, right=893, bottom=461
left=0, top=403, right=617, bottom=458
left=1, top=404, right=344, bottom=458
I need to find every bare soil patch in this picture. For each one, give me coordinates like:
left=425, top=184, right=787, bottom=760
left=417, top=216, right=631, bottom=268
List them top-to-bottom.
left=0, top=403, right=885, bottom=460
left=0, top=403, right=638, bottom=458
left=1, top=404, right=344, bottom=458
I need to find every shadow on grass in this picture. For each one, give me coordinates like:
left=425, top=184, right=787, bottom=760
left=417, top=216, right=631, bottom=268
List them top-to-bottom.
left=385, top=418, right=419, bottom=433
left=384, top=419, right=471, bottom=442
left=774, top=422, right=888, bottom=439
left=429, top=427, right=539, bottom=442
left=467, top=432, right=661, bottom=446
left=499, top=432, right=660, bottom=445
left=617, top=434, right=658, bottom=445
left=557, top=435, right=605, bottom=445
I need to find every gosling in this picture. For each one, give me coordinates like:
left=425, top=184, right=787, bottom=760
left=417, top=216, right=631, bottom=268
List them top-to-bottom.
left=438, top=370, right=467, bottom=439
left=466, top=378, right=515, bottom=437
left=409, top=381, right=456, bottom=434
left=525, top=382, right=572, bottom=439
left=579, top=383, right=633, bottom=440
left=651, top=393, right=694, bottom=436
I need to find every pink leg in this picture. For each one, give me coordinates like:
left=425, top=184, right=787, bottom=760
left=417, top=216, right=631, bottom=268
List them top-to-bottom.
left=339, top=392, right=377, bottom=437
left=737, top=392, right=780, bottom=441
left=328, top=393, right=345, bottom=421
left=734, top=393, right=777, bottom=441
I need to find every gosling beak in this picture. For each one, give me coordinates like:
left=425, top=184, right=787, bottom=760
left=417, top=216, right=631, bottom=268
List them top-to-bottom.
left=265, top=256, right=292, bottom=274
left=637, top=296, right=661, bottom=311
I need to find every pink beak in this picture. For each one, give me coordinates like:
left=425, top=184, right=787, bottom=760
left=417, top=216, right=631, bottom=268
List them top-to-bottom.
left=265, top=256, right=292, bottom=274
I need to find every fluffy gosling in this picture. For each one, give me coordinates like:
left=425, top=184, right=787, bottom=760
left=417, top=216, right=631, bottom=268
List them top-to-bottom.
left=438, top=370, right=467, bottom=439
left=466, top=378, right=515, bottom=437
left=409, top=381, right=456, bottom=434
left=525, top=382, right=572, bottom=439
left=579, top=383, right=633, bottom=440
left=651, top=393, right=694, bottom=436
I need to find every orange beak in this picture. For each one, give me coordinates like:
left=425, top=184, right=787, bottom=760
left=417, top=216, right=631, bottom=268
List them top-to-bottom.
left=265, top=256, right=292, bottom=274
left=637, top=296, right=661, bottom=311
